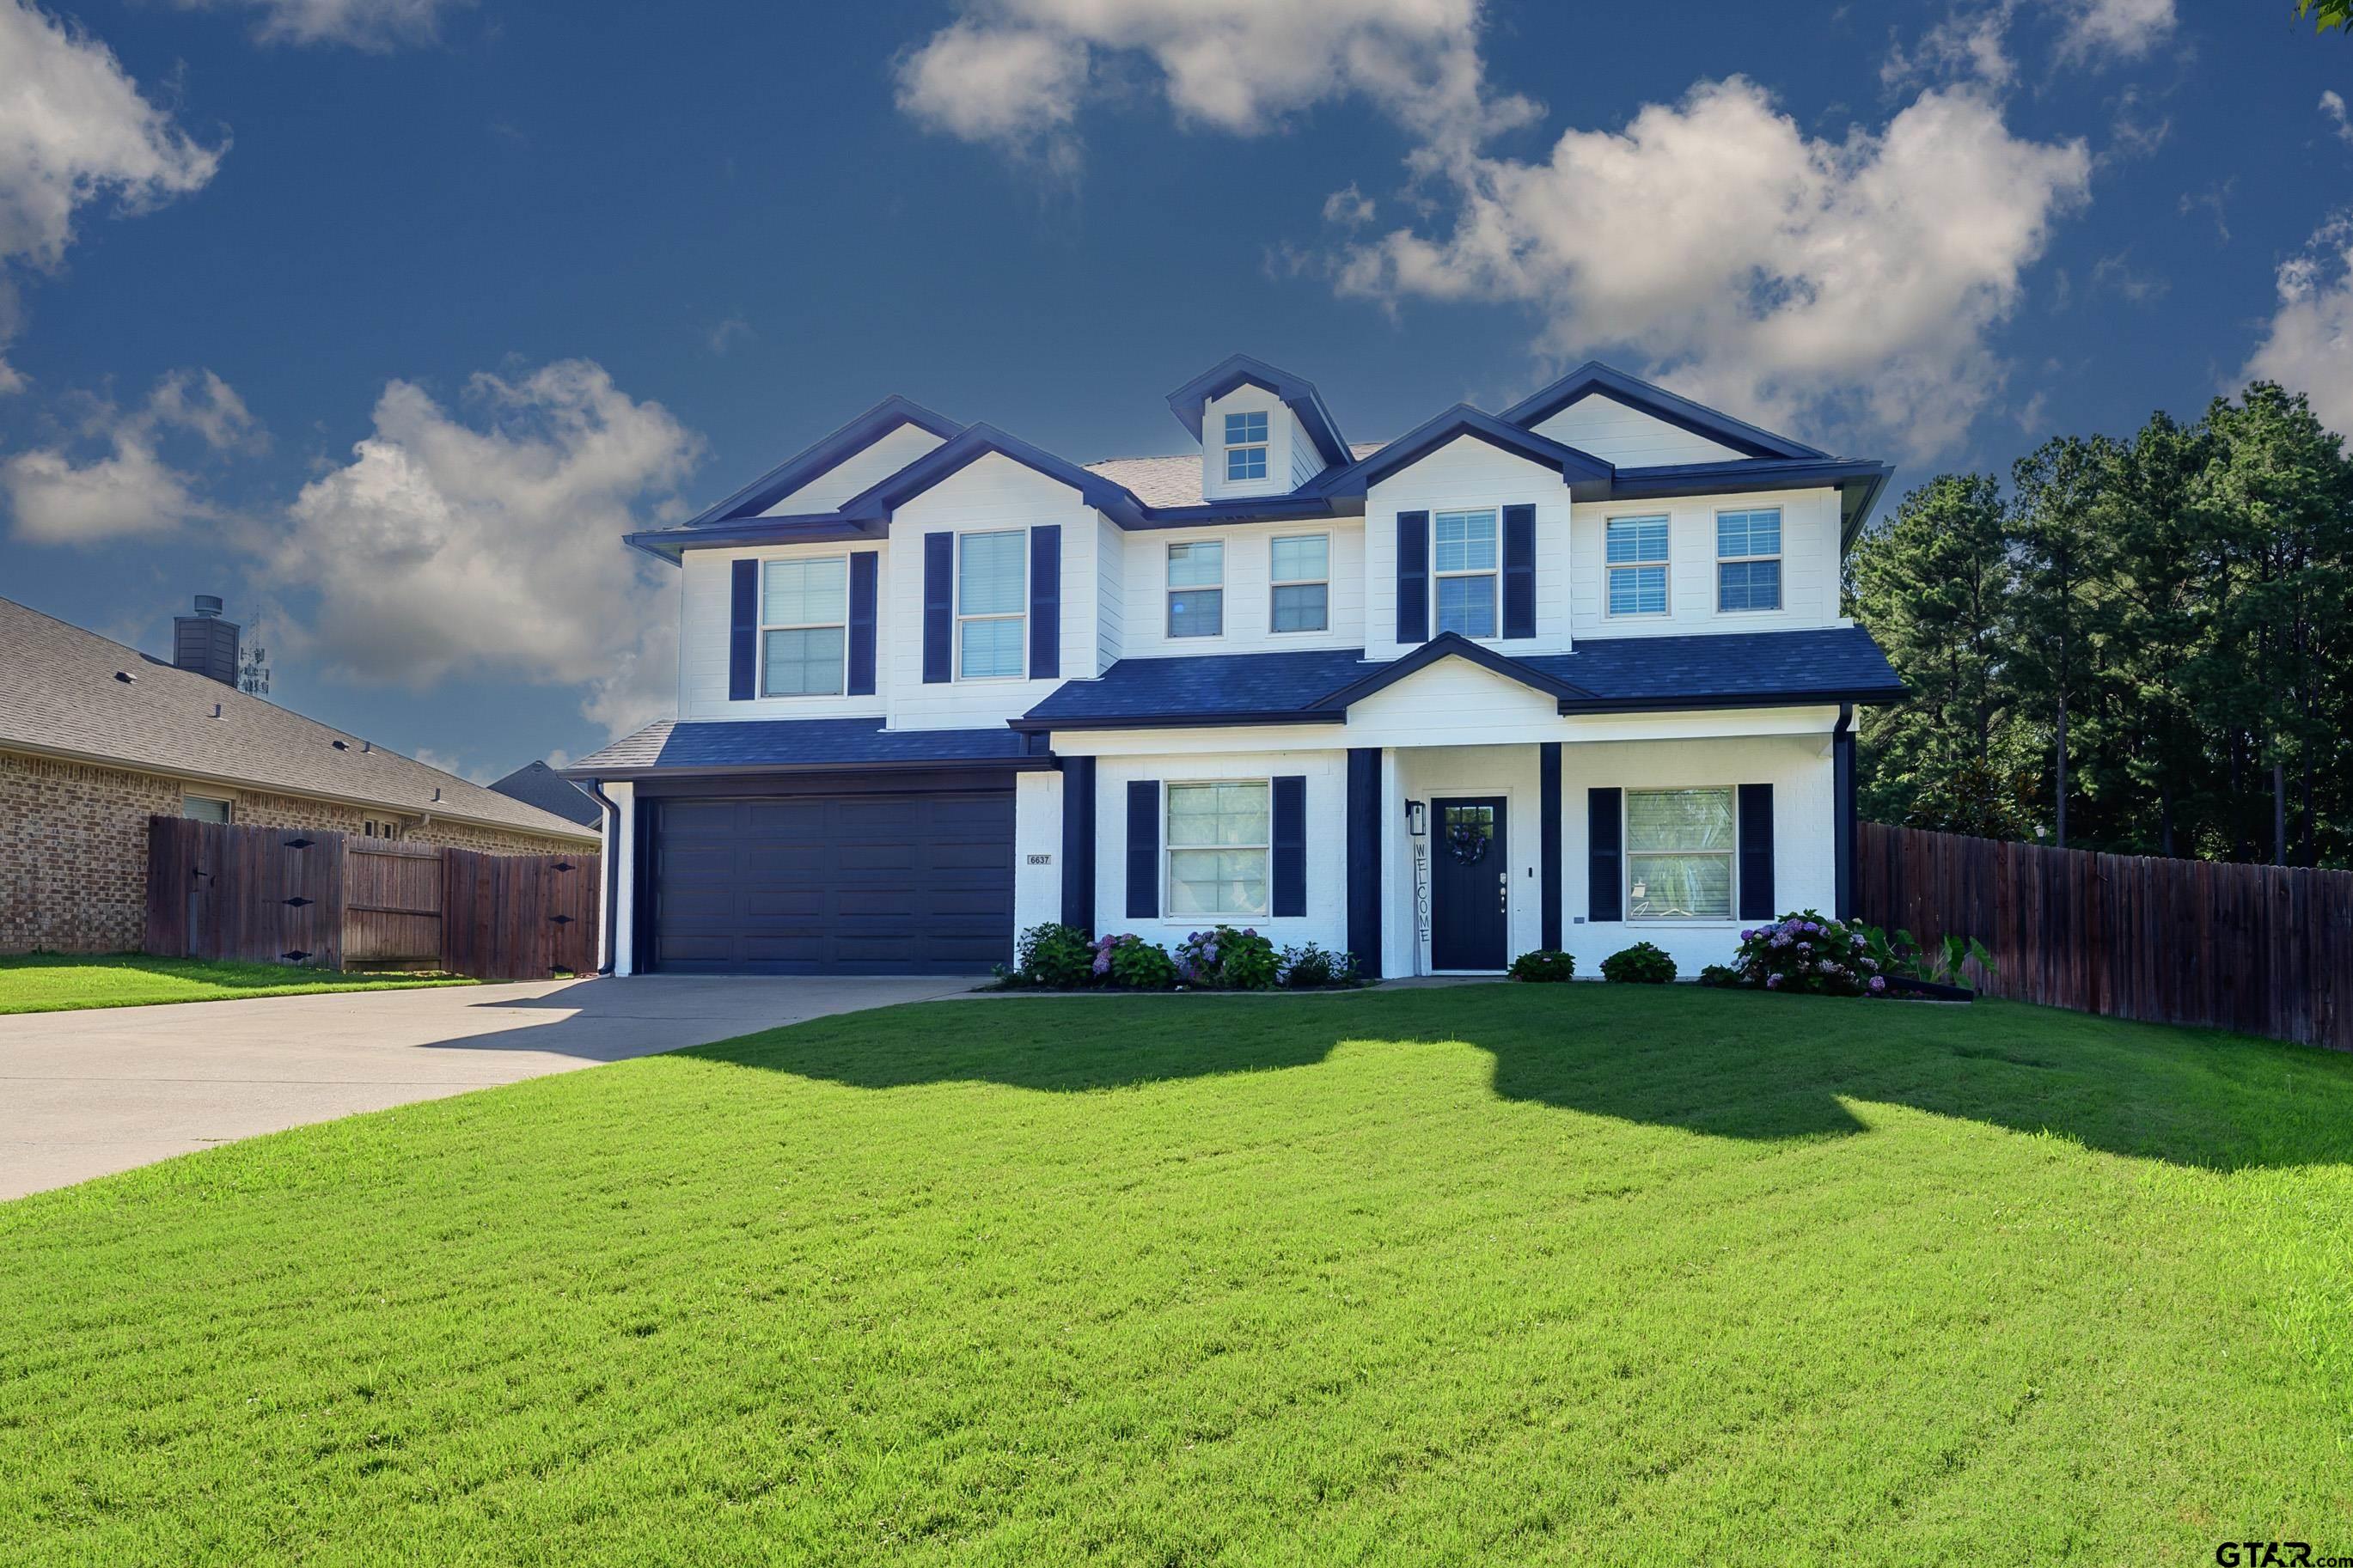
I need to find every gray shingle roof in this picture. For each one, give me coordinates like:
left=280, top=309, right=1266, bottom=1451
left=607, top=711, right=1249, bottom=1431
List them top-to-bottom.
left=0, top=596, right=600, bottom=842
left=566, top=719, right=1041, bottom=777
left=488, top=760, right=603, bottom=826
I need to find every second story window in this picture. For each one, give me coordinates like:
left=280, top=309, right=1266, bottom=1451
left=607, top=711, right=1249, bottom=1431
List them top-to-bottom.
left=1224, top=412, right=1268, bottom=482
left=1433, top=509, right=1498, bottom=638
left=1716, top=509, right=1782, bottom=613
left=1606, top=516, right=1672, bottom=617
left=957, top=530, right=1026, bottom=679
left=1269, top=534, right=1329, bottom=633
left=1167, top=540, right=1225, bottom=638
left=761, top=556, right=846, bottom=696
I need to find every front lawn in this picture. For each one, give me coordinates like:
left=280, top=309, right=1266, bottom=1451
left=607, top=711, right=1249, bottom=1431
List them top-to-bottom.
left=0, top=954, right=473, bottom=1015
left=4, top=987, right=2349, bottom=1564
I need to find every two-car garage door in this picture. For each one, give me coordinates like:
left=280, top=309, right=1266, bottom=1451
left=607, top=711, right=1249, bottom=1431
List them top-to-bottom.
left=645, top=789, right=1016, bottom=974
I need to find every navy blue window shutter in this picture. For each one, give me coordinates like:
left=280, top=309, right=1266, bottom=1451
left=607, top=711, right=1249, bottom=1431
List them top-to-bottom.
left=1503, top=503, right=1537, bottom=639
left=1395, top=511, right=1429, bottom=644
left=1029, top=525, right=1060, bottom=680
left=921, top=532, right=952, bottom=684
left=846, top=551, right=877, bottom=696
left=728, top=558, right=757, bottom=701
left=1539, top=743, right=1563, bottom=950
left=1272, top=776, right=1306, bottom=918
left=1126, top=780, right=1159, bottom=919
left=1738, top=784, right=1775, bottom=921
left=1587, top=787, right=1623, bottom=922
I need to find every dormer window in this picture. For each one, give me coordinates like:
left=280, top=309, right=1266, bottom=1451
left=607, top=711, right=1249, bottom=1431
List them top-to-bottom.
left=1223, top=412, right=1268, bottom=482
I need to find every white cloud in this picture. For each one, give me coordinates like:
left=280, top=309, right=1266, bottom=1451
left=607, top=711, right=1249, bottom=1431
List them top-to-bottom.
left=169, top=0, right=470, bottom=50
left=894, top=0, right=1537, bottom=176
left=2051, top=0, right=2174, bottom=68
left=0, top=1, right=223, bottom=384
left=1882, top=4, right=2017, bottom=90
left=1333, top=79, right=2090, bottom=456
left=2324, top=90, right=2352, bottom=145
left=1322, top=183, right=1376, bottom=227
left=2241, top=214, right=2353, bottom=440
left=704, top=315, right=752, bottom=356
left=270, top=360, right=699, bottom=738
left=2, top=368, right=254, bottom=542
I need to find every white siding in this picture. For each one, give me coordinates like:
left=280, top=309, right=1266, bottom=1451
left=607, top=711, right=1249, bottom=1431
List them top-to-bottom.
left=1200, top=384, right=1309, bottom=503
left=1532, top=394, right=1745, bottom=467
left=759, top=424, right=945, bottom=516
left=1365, top=436, right=1572, bottom=661
left=888, top=453, right=1103, bottom=731
left=1571, top=486, right=1843, bottom=639
left=1094, top=513, right=1125, bottom=674
left=1118, top=519, right=1365, bottom=657
left=676, top=540, right=889, bottom=723
left=1345, top=658, right=1559, bottom=747
left=1396, top=744, right=1545, bottom=973
left=1092, top=747, right=1351, bottom=952
left=1014, top=770, right=1063, bottom=936
left=602, top=779, right=636, bottom=975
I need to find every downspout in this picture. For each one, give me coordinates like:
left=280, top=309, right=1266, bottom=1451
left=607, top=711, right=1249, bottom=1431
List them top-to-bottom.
left=583, top=779, right=621, bottom=976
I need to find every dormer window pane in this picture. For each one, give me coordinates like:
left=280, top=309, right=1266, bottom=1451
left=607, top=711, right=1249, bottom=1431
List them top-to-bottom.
left=1223, top=412, right=1268, bottom=482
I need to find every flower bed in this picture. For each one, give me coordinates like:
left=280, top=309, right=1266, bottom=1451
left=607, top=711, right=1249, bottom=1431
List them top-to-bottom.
left=1699, top=911, right=1987, bottom=1001
left=993, top=924, right=1363, bottom=992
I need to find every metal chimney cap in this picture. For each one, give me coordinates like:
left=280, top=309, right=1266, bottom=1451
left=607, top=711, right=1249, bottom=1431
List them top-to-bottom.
left=192, top=595, right=224, bottom=618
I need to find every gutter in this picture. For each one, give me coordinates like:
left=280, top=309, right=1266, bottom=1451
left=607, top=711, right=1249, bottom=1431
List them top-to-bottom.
left=582, top=778, right=621, bottom=975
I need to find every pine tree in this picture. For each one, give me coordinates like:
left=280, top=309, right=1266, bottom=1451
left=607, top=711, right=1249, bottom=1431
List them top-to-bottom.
left=2007, top=436, right=2118, bottom=850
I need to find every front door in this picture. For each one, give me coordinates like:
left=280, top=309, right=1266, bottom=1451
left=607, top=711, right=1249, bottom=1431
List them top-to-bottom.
left=1429, top=796, right=1509, bottom=972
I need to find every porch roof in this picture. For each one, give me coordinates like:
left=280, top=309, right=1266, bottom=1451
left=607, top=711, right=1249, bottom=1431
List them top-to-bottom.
left=1014, top=625, right=1903, bottom=732
left=565, top=718, right=1048, bottom=779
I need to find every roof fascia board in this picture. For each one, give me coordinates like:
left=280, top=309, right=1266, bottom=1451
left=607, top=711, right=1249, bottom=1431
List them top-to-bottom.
left=1164, top=353, right=1353, bottom=468
left=1499, top=362, right=1824, bottom=460
left=681, top=394, right=963, bottom=528
left=1318, top=406, right=1615, bottom=499
left=841, top=423, right=1148, bottom=526
left=625, top=515, right=885, bottom=564
left=1316, top=632, right=1595, bottom=711
left=1555, top=686, right=1905, bottom=715
left=1007, top=710, right=1349, bottom=735
left=568, top=756, right=1057, bottom=780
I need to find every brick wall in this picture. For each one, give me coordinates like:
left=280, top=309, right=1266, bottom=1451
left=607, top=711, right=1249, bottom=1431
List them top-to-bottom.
left=0, top=749, right=595, bottom=955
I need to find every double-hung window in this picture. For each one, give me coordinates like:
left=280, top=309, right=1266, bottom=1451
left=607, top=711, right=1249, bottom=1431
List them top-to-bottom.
left=1224, top=412, right=1268, bottom=482
left=1433, top=509, right=1499, bottom=638
left=1716, top=509, right=1782, bottom=613
left=1605, top=516, right=1671, bottom=617
left=957, top=530, right=1026, bottom=679
left=1268, top=534, right=1329, bottom=633
left=1167, top=540, right=1224, bottom=638
left=761, top=556, right=847, bottom=696
left=1166, top=781, right=1269, bottom=918
left=1625, top=788, right=1735, bottom=919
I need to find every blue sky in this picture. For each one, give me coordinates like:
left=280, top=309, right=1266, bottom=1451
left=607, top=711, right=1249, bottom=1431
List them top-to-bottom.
left=1, top=0, right=2347, bottom=783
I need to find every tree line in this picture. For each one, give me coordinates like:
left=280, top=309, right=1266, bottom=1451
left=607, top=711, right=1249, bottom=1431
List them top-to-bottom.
left=1845, top=381, right=2352, bottom=869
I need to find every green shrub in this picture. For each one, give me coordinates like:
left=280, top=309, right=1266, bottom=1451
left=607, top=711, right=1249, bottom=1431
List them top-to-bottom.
left=1014, top=923, right=1097, bottom=989
left=1174, top=926, right=1280, bottom=990
left=1102, top=934, right=1177, bottom=991
left=1599, top=941, right=1677, bottom=984
left=1278, top=943, right=1358, bottom=989
left=1507, top=949, right=1576, bottom=982
left=1696, top=963, right=1743, bottom=988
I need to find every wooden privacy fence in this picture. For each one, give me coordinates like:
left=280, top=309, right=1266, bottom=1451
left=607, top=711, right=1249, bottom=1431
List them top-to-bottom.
left=145, top=817, right=600, bottom=981
left=1855, top=821, right=2353, bottom=1052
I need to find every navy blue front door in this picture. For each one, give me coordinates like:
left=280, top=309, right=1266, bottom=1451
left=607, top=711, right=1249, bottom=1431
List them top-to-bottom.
left=1430, top=796, right=1509, bottom=971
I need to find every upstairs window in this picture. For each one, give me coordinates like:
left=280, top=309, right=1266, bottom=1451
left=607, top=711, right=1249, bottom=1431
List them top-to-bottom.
left=1224, top=412, right=1268, bottom=482
left=1433, top=509, right=1498, bottom=638
left=1716, top=509, right=1782, bottom=613
left=1606, top=516, right=1671, bottom=616
left=957, top=530, right=1026, bottom=679
left=1269, top=534, right=1329, bottom=633
left=1167, top=540, right=1225, bottom=638
left=761, top=556, right=847, bottom=696
left=1166, top=781, right=1270, bottom=918
left=1626, top=788, right=1734, bottom=920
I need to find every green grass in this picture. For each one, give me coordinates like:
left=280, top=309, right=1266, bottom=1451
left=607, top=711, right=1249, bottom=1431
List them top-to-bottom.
left=0, top=954, right=473, bottom=1014
left=4, top=987, right=2350, bottom=1565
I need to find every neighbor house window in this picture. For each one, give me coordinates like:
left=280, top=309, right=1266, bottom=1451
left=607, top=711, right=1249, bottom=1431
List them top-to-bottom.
left=1224, top=412, right=1268, bottom=482
left=1433, top=509, right=1499, bottom=638
left=1716, top=509, right=1782, bottom=613
left=1606, top=516, right=1672, bottom=616
left=957, top=530, right=1026, bottom=679
left=1269, top=534, right=1329, bottom=633
left=1167, top=540, right=1225, bottom=638
left=761, top=556, right=846, bottom=696
left=1166, top=781, right=1269, bottom=917
left=1626, top=788, right=1734, bottom=920
left=181, top=795, right=231, bottom=824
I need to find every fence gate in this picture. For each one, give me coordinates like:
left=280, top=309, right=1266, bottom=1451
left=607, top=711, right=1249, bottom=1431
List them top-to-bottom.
left=145, top=817, right=344, bottom=968
left=342, top=839, right=443, bottom=967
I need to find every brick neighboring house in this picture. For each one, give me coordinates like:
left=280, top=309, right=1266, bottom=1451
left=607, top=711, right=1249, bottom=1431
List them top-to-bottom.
left=0, top=595, right=602, bottom=955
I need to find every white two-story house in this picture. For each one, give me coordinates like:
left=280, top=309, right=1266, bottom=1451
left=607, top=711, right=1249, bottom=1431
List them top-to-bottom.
left=567, top=356, right=1899, bottom=979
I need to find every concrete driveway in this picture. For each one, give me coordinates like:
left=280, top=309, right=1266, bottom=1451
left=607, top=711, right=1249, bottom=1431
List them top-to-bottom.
left=0, top=974, right=977, bottom=1201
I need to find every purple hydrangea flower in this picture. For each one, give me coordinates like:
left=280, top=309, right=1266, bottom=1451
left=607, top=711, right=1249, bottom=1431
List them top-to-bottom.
left=1765, top=973, right=1782, bottom=989
left=1869, top=975, right=1887, bottom=992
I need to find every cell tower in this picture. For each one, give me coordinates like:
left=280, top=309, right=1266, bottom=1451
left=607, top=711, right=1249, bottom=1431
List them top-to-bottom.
left=238, top=617, right=271, bottom=697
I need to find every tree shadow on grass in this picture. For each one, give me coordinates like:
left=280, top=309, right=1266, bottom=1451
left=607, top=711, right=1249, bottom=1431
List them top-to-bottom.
left=694, top=985, right=2353, bottom=1174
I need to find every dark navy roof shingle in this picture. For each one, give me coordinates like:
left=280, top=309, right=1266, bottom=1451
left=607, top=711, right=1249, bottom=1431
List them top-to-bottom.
left=1019, top=626, right=1899, bottom=729
left=567, top=719, right=1037, bottom=776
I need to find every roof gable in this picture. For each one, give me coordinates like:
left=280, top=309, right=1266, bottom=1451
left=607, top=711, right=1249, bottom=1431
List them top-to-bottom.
left=1165, top=353, right=1352, bottom=469
left=1499, top=362, right=1824, bottom=461
left=683, top=395, right=963, bottom=528
left=1317, top=405, right=1615, bottom=499
left=840, top=423, right=1149, bottom=526
left=1317, top=633, right=1593, bottom=711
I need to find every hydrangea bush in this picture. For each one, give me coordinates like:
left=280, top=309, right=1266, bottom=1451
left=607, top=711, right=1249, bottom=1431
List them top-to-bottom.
left=1728, top=911, right=1885, bottom=996
left=1174, top=925, right=1280, bottom=990
left=1091, top=931, right=1176, bottom=990
left=1277, top=942, right=1358, bottom=989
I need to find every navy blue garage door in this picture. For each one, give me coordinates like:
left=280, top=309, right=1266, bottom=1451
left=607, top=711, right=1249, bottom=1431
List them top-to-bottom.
left=647, top=790, right=1016, bottom=974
